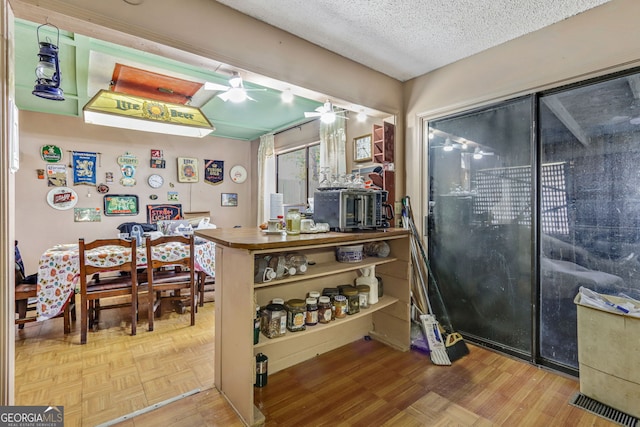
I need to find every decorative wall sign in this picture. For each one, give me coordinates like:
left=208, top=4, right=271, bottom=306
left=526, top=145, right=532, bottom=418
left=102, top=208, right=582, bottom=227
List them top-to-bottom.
left=40, top=145, right=63, bottom=163
left=150, top=149, right=166, bottom=168
left=72, top=151, right=97, bottom=185
left=117, top=152, right=139, bottom=186
left=177, top=157, right=198, bottom=183
left=204, top=160, right=224, bottom=185
left=46, top=164, right=67, bottom=187
left=229, top=165, right=247, bottom=183
left=37, top=169, right=45, bottom=179
left=105, top=172, right=114, bottom=183
left=96, top=183, right=110, bottom=194
left=46, top=187, right=78, bottom=210
left=168, top=191, right=179, bottom=201
left=221, top=192, right=238, bottom=207
left=103, top=194, right=139, bottom=216
left=147, top=203, right=183, bottom=224
left=74, top=207, right=101, bottom=222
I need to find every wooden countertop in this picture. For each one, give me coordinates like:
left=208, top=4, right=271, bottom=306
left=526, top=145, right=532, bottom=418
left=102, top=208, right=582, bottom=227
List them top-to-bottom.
left=195, top=227, right=409, bottom=250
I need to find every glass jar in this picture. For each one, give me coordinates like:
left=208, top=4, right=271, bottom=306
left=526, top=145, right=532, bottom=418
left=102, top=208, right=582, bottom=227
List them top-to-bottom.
left=285, top=208, right=301, bottom=235
left=285, top=253, right=308, bottom=275
left=356, top=284, right=370, bottom=309
left=341, top=286, right=360, bottom=315
left=322, top=288, right=339, bottom=320
left=308, top=290, right=321, bottom=299
left=334, top=295, right=348, bottom=318
left=318, top=296, right=332, bottom=324
left=305, top=297, right=318, bottom=326
left=286, top=299, right=306, bottom=332
left=261, top=303, right=287, bottom=338
left=254, top=305, right=261, bottom=344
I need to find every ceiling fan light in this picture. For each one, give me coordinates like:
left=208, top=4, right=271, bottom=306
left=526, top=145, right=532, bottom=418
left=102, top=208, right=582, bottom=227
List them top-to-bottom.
left=229, top=73, right=242, bottom=88
left=227, top=88, right=247, bottom=103
left=281, top=89, right=294, bottom=103
left=357, top=110, right=366, bottom=122
left=321, top=111, right=336, bottom=124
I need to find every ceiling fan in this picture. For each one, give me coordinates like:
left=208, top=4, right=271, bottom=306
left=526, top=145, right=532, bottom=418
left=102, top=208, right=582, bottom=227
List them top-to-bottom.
left=204, top=72, right=266, bottom=103
left=304, top=100, right=348, bottom=124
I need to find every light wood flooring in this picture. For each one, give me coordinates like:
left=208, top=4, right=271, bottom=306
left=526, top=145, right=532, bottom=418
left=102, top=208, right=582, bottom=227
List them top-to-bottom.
left=15, top=296, right=616, bottom=426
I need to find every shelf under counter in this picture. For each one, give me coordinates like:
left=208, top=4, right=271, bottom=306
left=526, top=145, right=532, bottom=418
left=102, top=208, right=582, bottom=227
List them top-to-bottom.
left=254, top=256, right=398, bottom=288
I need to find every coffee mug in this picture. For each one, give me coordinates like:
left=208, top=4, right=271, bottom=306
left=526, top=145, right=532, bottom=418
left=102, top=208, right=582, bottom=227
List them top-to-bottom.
left=267, top=219, right=280, bottom=232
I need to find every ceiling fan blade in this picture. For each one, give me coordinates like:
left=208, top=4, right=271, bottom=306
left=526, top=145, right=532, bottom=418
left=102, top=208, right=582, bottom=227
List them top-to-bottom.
left=204, top=82, right=230, bottom=91
left=244, top=88, right=268, bottom=93
left=217, top=92, right=232, bottom=102
left=246, top=94, right=258, bottom=102
left=304, top=112, right=322, bottom=118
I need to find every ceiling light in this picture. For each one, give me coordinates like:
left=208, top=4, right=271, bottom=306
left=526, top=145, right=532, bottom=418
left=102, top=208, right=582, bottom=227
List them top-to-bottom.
left=32, top=23, right=64, bottom=101
left=228, top=72, right=242, bottom=88
left=226, top=88, right=247, bottom=103
left=281, top=88, right=294, bottom=103
left=83, top=90, right=215, bottom=138
left=357, top=110, right=366, bottom=122
left=320, top=111, right=336, bottom=124
left=443, top=138, right=454, bottom=151
left=473, top=147, right=483, bottom=159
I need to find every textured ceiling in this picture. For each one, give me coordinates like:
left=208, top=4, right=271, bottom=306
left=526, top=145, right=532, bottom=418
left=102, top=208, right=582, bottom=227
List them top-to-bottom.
left=216, top=0, right=611, bottom=81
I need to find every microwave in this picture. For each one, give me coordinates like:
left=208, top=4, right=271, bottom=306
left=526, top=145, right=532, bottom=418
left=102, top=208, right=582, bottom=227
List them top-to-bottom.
left=313, top=189, right=386, bottom=231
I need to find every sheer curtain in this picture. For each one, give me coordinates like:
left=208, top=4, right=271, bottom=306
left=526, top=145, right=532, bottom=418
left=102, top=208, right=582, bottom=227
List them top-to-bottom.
left=319, top=115, right=346, bottom=178
left=257, top=133, right=275, bottom=225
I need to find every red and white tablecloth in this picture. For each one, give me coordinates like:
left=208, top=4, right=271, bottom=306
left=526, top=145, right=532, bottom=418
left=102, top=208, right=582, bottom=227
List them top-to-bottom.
left=36, top=241, right=215, bottom=320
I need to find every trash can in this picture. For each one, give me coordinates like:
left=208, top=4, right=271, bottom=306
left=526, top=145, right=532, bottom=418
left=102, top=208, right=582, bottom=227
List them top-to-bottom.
left=574, top=290, right=640, bottom=418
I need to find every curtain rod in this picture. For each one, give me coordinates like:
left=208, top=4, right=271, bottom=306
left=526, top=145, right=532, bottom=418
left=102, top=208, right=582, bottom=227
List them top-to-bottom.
left=273, top=119, right=317, bottom=136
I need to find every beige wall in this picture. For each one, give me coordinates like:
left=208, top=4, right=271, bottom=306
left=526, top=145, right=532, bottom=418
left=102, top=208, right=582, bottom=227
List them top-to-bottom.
left=404, top=0, right=640, bottom=222
left=16, top=111, right=253, bottom=269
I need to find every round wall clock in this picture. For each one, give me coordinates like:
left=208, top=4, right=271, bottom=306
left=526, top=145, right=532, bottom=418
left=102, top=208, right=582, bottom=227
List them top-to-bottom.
left=230, top=165, right=247, bottom=183
left=147, top=174, right=164, bottom=189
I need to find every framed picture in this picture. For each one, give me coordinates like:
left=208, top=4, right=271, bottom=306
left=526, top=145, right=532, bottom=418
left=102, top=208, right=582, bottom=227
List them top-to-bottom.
left=354, top=134, right=372, bottom=162
left=177, top=157, right=199, bottom=182
left=221, top=193, right=238, bottom=207
left=103, top=195, right=139, bottom=216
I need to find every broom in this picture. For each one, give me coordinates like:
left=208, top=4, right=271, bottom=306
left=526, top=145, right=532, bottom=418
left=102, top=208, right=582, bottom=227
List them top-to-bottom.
left=403, top=196, right=470, bottom=362
left=403, top=202, right=450, bottom=365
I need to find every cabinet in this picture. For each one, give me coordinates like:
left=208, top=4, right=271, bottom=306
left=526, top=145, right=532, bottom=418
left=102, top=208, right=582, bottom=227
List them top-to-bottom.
left=195, top=228, right=410, bottom=426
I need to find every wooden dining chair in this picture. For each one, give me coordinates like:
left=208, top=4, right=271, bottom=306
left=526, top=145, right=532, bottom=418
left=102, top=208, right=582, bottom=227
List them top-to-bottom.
left=143, top=234, right=196, bottom=331
left=78, top=237, right=138, bottom=344
left=15, top=240, right=75, bottom=332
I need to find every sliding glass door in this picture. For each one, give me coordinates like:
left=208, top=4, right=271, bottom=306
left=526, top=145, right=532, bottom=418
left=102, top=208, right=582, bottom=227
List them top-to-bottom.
left=427, top=68, right=640, bottom=370
left=427, top=98, right=533, bottom=355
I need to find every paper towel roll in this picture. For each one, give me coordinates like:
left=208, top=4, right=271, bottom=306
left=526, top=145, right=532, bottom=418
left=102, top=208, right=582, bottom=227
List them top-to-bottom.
left=270, top=193, right=284, bottom=219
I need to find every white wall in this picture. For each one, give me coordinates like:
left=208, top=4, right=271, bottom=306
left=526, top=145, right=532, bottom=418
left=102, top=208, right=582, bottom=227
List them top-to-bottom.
left=404, top=0, right=640, bottom=221
left=16, top=111, right=252, bottom=269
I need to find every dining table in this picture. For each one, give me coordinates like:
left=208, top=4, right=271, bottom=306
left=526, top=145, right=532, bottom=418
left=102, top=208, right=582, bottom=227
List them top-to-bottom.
left=36, top=238, right=216, bottom=321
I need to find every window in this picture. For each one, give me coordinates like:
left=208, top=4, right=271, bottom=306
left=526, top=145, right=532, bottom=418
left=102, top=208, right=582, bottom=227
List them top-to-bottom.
left=276, top=143, right=320, bottom=210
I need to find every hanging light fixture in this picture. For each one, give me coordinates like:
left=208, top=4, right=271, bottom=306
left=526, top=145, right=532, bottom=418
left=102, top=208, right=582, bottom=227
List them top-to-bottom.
left=32, top=23, right=64, bottom=101
left=443, top=138, right=454, bottom=151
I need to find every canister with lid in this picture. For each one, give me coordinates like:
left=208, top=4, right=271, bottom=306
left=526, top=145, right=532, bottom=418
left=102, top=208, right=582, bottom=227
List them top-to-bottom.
left=285, top=208, right=301, bottom=235
left=356, top=284, right=370, bottom=309
left=341, top=286, right=360, bottom=315
left=318, top=296, right=332, bottom=324
left=286, top=299, right=306, bottom=332
left=261, top=302, right=287, bottom=338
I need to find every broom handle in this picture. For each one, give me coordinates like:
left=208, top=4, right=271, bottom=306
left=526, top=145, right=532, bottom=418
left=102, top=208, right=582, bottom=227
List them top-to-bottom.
left=403, top=196, right=455, bottom=333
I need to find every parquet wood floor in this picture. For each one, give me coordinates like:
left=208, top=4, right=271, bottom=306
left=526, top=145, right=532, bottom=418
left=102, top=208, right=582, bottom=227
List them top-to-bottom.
left=15, top=295, right=615, bottom=426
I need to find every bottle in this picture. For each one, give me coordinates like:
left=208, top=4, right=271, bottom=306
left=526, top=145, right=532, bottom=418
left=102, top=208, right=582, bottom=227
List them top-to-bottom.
left=285, top=208, right=301, bottom=235
left=277, top=215, right=285, bottom=230
left=285, top=253, right=308, bottom=275
left=356, top=266, right=378, bottom=305
left=334, top=295, right=348, bottom=318
left=305, top=297, right=318, bottom=326
left=254, top=305, right=261, bottom=344
left=255, top=353, right=268, bottom=387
